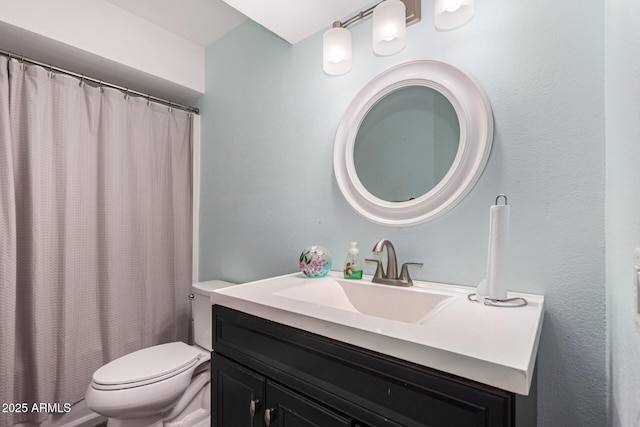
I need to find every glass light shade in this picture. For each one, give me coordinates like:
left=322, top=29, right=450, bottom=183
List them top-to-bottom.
left=372, top=0, right=406, bottom=56
left=434, top=0, right=475, bottom=31
left=323, top=27, right=352, bottom=75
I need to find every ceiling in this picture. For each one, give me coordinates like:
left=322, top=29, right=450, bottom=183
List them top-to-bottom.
left=0, top=0, right=380, bottom=104
left=105, top=0, right=376, bottom=46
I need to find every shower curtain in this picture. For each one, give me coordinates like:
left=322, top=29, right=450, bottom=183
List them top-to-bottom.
left=0, top=56, right=193, bottom=426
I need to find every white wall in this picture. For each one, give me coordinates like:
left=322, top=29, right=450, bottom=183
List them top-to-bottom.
left=0, top=0, right=204, bottom=103
left=198, top=0, right=606, bottom=424
left=605, top=0, right=640, bottom=425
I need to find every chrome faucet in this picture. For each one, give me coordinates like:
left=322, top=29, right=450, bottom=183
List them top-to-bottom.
left=365, top=239, right=423, bottom=287
left=372, top=239, right=398, bottom=280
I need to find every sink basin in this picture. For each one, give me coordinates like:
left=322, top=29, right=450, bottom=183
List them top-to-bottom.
left=275, top=278, right=454, bottom=324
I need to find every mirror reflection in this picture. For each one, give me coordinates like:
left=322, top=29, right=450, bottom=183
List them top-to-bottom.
left=353, top=86, right=460, bottom=202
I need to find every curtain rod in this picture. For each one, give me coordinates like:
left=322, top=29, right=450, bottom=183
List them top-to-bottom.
left=0, top=48, right=199, bottom=115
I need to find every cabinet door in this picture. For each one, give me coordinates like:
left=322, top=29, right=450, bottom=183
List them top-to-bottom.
left=212, top=353, right=265, bottom=427
left=264, top=381, right=352, bottom=427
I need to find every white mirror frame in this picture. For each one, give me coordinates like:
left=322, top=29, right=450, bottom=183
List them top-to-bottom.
left=333, top=59, right=493, bottom=227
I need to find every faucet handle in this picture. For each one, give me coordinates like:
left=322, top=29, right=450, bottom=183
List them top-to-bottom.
left=365, top=259, right=385, bottom=279
left=399, top=262, right=423, bottom=286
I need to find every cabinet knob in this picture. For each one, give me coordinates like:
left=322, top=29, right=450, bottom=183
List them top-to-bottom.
left=249, top=399, right=260, bottom=417
left=264, top=407, right=276, bottom=426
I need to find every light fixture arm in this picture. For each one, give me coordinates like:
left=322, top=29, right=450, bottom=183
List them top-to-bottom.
left=334, top=0, right=421, bottom=30
left=336, top=5, right=376, bottom=29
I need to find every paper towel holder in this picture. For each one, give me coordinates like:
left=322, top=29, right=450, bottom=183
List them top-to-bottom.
left=467, top=193, right=528, bottom=307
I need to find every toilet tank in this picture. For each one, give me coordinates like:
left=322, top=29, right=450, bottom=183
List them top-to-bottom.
left=192, top=280, right=235, bottom=351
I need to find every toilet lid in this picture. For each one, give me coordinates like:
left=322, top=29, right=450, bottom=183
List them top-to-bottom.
left=92, top=342, right=201, bottom=389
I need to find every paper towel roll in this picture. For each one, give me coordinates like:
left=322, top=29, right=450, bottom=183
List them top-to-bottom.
left=478, top=203, right=510, bottom=301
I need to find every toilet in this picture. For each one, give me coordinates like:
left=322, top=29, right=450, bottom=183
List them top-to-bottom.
left=85, top=280, right=234, bottom=427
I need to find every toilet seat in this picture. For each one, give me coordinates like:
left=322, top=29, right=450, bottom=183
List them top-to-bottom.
left=92, top=342, right=201, bottom=391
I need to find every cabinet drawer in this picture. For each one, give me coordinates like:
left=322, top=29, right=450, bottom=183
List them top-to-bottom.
left=213, top=305, right=514, bottom=427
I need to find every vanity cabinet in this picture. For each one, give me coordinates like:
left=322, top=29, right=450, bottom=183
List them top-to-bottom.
left=212, top=305, right=516, bottom=427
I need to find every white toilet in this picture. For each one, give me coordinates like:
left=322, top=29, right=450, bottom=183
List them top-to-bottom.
left=85, top=280, right=234, bottom=427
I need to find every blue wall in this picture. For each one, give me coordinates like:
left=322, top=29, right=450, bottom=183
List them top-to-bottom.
left=198, top=0, right=606, bottom=424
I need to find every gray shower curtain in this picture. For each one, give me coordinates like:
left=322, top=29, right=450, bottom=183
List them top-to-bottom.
left=0, top=56, right=193, bottom=426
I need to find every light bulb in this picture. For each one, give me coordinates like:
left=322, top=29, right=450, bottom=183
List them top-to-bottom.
left=444, top=0, right=463, bottom=12
left=382, top=24, right=397, bottom=41
left=329, top=48, right=345, bottom=64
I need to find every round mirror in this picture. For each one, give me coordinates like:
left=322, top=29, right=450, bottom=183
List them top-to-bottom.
left=333, top=59, right=493, bottom=227
left=354, top=86, right=460, bottom=202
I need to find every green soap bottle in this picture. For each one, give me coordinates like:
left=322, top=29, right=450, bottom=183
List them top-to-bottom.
left=343, top=242, right=363, bottom=279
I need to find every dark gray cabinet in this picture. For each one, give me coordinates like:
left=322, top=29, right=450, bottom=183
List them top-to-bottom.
left=212, top=305, right=516, bottom=427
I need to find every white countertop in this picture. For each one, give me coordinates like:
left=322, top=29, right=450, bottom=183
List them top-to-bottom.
left=211, top=271, right=544, bottom=395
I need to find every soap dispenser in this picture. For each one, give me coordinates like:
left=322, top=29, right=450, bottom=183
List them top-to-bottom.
left=343, top=242, right=363, bottom=279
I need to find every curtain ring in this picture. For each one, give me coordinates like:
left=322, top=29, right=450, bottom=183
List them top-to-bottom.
left=20, top=56, right=26, bottom=71
left=47, top=64, right=54, bottom=79
left=79, top=74, right=85, bottom=88
left=99, top=81, right=104, bottom=93
left=124, top=88, right=130, bottom=100
left=147, top=95, right=152, bottom=107
left=168, top=102, right=173, bottom=113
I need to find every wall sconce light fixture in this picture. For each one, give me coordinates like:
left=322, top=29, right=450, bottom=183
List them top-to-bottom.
left=323, top=0, right=474, bottom=76
left=372, top=0, right=407, bottom=56
left=323, top=24, right=353, bottom=76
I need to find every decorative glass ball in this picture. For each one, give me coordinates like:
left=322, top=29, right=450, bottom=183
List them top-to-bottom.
left=299, top=245, right=332, bottom=278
